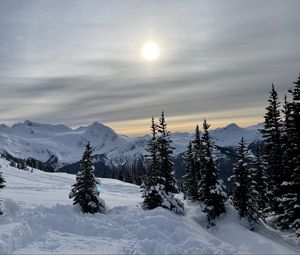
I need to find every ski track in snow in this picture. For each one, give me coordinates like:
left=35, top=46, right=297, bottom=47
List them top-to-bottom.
left=0, top=159, right=298, bottom=254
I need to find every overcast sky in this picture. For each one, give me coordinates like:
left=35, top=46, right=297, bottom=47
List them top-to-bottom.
left=0, top=0, right=299, bottom=135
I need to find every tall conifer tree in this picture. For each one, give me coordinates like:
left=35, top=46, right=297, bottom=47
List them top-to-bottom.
left=279, top=75, right=300, bottom=234
left=288, top=75, right=300, bottom=234
left=260, top=84, right=283, bottom=214
left=282, top=94, right=293, bottom=179
left=157, top=110, right=178, bottom=194
left=142, top=113, right=184, bottom=214
left=141, top=117, right=165, bottom=209
left=199, top=119, right=226, bottom=226
left=183, top=125, right=204, bottom=202
left=192, top=125, right=204, bottom=201
left=232, top=137, right=260, bottom=229
left=232, top=137, right=249, bottom=217
left=69, top=142, right=105, bottom=214
left=182, top=142, right=198, bottom=201
left=250, top=145, right=268, bottom=214
left=0, top=170, right=5, bottom=215
left=0, top=172, right=5, bottom=190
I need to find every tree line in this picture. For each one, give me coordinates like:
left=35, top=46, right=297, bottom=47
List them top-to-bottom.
left=141, top=74, right=300, bottom=234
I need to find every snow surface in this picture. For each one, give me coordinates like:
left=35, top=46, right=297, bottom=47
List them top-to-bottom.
left=0, top=121, right=261, bottom=168
left=210, top=123, right=261, bottom=148
left=0, top=158, right=298, bottom=254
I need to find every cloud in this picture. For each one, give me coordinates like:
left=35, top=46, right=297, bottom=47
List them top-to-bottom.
left=0, top=0, right=300, bottom=135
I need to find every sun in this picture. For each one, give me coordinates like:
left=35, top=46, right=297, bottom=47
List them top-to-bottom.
left=142, top=41, right=160, bottom=61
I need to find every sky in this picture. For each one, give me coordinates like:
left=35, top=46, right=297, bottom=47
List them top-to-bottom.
left=0, top=0, right=300, bottom=136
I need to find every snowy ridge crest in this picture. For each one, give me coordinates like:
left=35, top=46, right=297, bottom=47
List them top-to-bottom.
left=0, top=121, right=261, bottom=166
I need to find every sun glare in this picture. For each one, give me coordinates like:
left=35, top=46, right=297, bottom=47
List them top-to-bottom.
left=142, top=41, right=160, bottom=61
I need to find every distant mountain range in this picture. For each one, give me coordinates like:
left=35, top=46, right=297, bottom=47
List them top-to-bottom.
left=0, top=120, right=263, bottom=181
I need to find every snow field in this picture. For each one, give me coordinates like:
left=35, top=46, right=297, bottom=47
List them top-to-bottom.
left=0, top=158, right=298, bottom=254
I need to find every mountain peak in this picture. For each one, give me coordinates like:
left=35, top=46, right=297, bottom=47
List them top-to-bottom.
left=24, top=120, right=39, bottom=127
left=90, top=121, right=104, bottom=127
left=85, top=122, right=117, bottom=135
left=87, top=122, right=109, bottom=129
left=0, top=123, right=9, bottom=132
left=0, top=123, right=9, bottom=128
left=224, top=123, right=240, bottom=129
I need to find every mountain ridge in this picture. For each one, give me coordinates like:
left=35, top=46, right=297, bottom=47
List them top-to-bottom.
left=0, top=120, right=262, bottom=169
left=0, top=120, right=261, bottom=136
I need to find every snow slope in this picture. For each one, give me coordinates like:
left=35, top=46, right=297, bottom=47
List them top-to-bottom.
left=0, top=121, right=261, bottom=168
left=0, top=121, right=133, bottom=165
left=210, top=123, right=262, bottom=147
left=0, top=158, right=298, bottom=254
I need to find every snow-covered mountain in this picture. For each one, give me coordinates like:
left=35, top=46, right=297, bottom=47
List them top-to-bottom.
left=0, top=120, right=262, bottom=169
left=210, top=123, right=262, bottom=147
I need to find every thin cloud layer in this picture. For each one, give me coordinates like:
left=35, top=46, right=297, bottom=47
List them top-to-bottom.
left=0, top=0, right=299, bottom=135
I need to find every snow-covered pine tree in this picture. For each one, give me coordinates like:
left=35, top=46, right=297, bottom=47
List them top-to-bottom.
left=278, top=75, right=300, bottom=234
left=287, top=75, right=300, bottom=235
left=260, top=84, right=284, bottom=214
left=281, top=94, right=294, bottom=180
left=277, top=95, right=294, bottom=230
left=156, top=111, right=184, bottom=214
left=157, top=111, right=178, bottom=194
left=141, top=117, right=165, bottom=210
left=199, top=119, right=226, bottom=227
left=183, top=125, right=204, bottom=202
left=192, top=125, right=204, bottom=202
left=232, top=137, right=260, bottom=230
left=232, top=137, right=248, bottom=217
left=69, top=142, right=105, bottom=214
left=182, top=142, right=198, bottom=201
left=250, top=144, right=268, bottom=217
left=17, top=160, right=27, bottom=170
left=0, top=170, right=5, bottom=215
left=0, top=172, right=5, bottom=190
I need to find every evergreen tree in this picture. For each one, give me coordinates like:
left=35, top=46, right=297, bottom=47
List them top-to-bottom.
left=278, top=75, right=300, bottom=234
left=288, top=75, right=300, bottom=234
left=260, top=84, right=283, bottom=214
left=281, top=94, right=294, bottom=180
left=277, top=95, right=294, bottom=229
left=157, top=111, right=178, bottom=194
left=142, top=113, right=184, bottom=214
left=141, top=117, right=165, bottom=210
left=199, top=119, right=226, bottom=227
left=183, top=125, right=204, bottom=202
left=192, top=125, right=204, bottom=201
left=232, top=137, right=260, bottom=229
left=232, top=137, right=248, bottom=217
left=69, top=142, right=105, bottom=214
left=182, top=142, right=198, bottom=201
left=250, top=145, right=268, bottom=214
left=17, top=160, right=27, bottom=170
left=9, top=161, right=16, bottom=168
left=0, top=170, right=5, bottom=215
left=0, top=172, right=5, bottom=190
